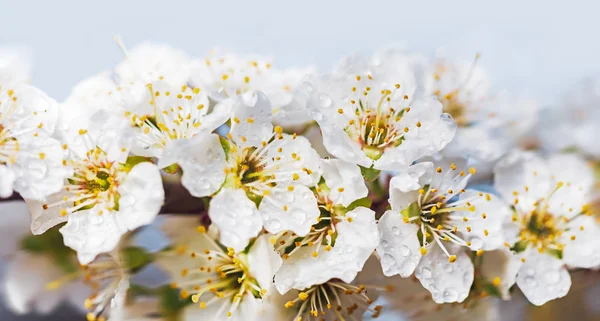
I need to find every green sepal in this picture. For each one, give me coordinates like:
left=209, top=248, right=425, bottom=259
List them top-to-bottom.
left=219, top=136, right=231, bottom=161
left=122, top=156, right=153, bottom=172
left=162, top=163, right=180, bottom=174
left=359, top=165, right=381, bottom=182
left=345, top=197, right=372, bottom=213
left=401, top=202, right=421, bottom=219
left=510, top=241, right=529, bottom=253
left=546, top=248, right=564, bottom=260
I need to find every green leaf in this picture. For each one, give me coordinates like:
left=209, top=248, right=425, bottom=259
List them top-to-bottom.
left=359, top=165, right=381, bottom=182
left=345, top=197, right=372, bottom=212
left=510, top=241, right=529, bottom=253
left=121, top=246, right=154, bottom=272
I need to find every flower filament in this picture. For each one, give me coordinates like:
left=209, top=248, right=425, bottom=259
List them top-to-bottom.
left=343, top=78, right=411, bottom=160
left=284, top=280, right=383, bottom=320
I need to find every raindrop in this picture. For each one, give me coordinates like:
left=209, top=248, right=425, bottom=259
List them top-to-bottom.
left=318, top=93, right=332, bottom=108
left=291, top=210, right=306, bottom=224
left=266, top=219, right=281, bottom=230
left=391, top=226, right=401, bottom=236
left=380, top=240, right=389, bottom=248
left=399, top=245, right=411, bottom=257
left=382, top=254, right=396, bottom=267
left=400, top=260, right=417, bottom=276
left=421, top=267, right=432, bottom=279
left=543, top=270, right=560, bottom=285
left=524, top=276, right=538, bottom=288
left=443, top=289, right=459, bottom=302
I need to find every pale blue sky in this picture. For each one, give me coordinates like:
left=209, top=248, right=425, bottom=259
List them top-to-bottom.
left=1, top=0, right=599, bottom=103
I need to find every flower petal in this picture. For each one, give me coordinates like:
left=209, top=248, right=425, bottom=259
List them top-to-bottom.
left=230, top=91, right=273, bottom=148
left=161, top=133, right=227, bottom=198
left=494, top=150, right=552, bottom=212
left=320, top=159, right=368, bottom=207
left=116, top=162, right=164, bottom=231
left=388, top=162, right=433, bottom=210
left=260, top=184, right=319, bottom=236
left=208, top=188, right=263, bottom=252
left=451, top=190, right=512, bottom=251
left=274, top=207, right=378, bottom=293
left=60, top=210, right=123, bottom=264
left=376, top=210, right=422, bottom=277
left=562, top=215, right=600, bottom=269
left=248, top=234, right=283, bottom=289
left=414, top=245, right=474, bottom=303
left=516, top=252, right=571, bottom=306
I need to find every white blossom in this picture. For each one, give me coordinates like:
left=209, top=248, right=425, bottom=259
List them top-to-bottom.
left=189, top=49, right=315, bottom=127
left=303, top=54, right=456, bottom=170
left=0, top=84, right=67, bottom=199
left=25, top=111, right=164, bottom=264
left=494, top=151, right=600, bottom=305
left=377, top=158, right=511, bottom=303
left=273, top=159, right=378, bottom=293
left=157, top=217, right=282, bottom=321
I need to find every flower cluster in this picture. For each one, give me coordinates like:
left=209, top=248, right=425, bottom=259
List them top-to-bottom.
left=1, top=42, right=599, bottom=321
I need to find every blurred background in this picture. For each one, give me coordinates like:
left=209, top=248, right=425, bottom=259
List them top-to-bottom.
left=1, top=0, right=600, bottom=320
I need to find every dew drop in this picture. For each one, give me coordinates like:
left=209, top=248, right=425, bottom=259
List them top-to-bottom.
left=318, top=93, right=332, bottom=108
left=399, top=245, right=411, bottom=257
left=421, top=267, right=432, bottom=278
left=543, top=270, right=560, bottom=285
left=525, top=276, right=538, bottom=288
left=443, top=289, right=459, bottom=302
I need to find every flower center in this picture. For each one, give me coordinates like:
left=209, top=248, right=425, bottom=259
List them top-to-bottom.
left=128, top=84, right=206, bottom=149
left=342, top=85, right=409, bottom=160
left=43, top=148, right=121, bottom=216
left=402, top=166, right=486, bottom=261
left=514, top=205, right=565, bottom=252
left=173, top=229, right=265, bottom=317
left=284, top=280, right=382, bottom=320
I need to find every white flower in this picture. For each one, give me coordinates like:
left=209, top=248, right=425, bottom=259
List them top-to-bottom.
left=115, top=41, right=191, bottom=87
left=0, top=46, right=32, bottom=85
left=189, top=49, right=315, bottom=126
left=363, top=50, right=539, bottom=175
left=304, top=55, right=456, bottom=170
left=536, top=77, right=600, bottom=158
left=125, top=81, right=231, bottom=163
left=0, top=84, right=67, bottom=199
left=173, top=92, right=321, bottom=251
left=25, top=114, right=164, bottom=264
left=493, top=150, right=600, bottom=305
left=273, top=159, right=378, bottom=293
left=377, top=159, right=511, bottom=303
left=0, top=201, right=89, bottom=315
left=157, top=217, right=282, bottom=321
